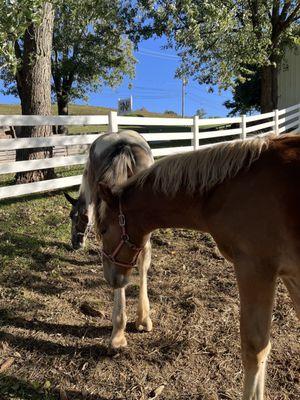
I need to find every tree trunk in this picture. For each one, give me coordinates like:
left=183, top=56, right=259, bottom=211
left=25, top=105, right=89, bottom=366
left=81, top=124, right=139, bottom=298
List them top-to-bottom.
left=15, top=2, right=55, bottom=184
left=260, top=64, right=278, bottom=113
left=57, top=91, right=69, bottom=135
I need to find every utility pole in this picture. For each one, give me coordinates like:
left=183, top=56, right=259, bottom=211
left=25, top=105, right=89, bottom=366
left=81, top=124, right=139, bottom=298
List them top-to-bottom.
left=181, top=77, right=187, bottom=117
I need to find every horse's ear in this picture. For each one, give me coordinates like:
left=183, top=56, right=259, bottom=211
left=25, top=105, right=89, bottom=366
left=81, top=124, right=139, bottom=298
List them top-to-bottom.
left=98, top=182, right=117, bottom=207
left=64, top=192, right=77, bottom=206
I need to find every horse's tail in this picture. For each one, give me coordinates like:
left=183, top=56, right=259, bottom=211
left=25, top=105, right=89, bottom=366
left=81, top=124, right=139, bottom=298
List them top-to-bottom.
left=100, top=142, right=136, bottom=186
left=113, top=143, right=136, bottom=184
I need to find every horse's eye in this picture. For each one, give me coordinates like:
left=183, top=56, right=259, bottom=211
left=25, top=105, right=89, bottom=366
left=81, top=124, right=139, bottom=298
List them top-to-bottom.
left=101, top=228, right=107, bottom=235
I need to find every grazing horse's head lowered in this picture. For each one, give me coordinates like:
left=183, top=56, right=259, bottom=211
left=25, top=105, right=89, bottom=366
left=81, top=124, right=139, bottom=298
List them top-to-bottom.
left=96, top=183, right=150, bottom=289
left=64, top=192, right=90, bottom=249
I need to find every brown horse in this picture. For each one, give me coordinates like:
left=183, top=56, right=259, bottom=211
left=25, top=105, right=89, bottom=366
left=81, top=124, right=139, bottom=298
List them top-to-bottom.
left=65, top=130, right=154, bottom=348
left=96, top=134, right=300, bottom=400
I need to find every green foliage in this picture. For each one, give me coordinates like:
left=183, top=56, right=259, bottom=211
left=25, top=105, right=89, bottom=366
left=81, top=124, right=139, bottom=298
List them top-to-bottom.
left=0, top=0, right=44, bottom=71
left=52, top=0, right=137, bottom=103
left=0, top=1, right=139, bottom=106
left=142, top=1, right=300, bottom=90
left=224, top=67, right=261, bottom=116
left=196, top=108, right=206, bottom=118
left=164, top=110, right=177, bottom=115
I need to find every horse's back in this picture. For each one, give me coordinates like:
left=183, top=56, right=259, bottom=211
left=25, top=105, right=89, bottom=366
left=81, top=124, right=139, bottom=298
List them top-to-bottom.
left=85, top=130, right=153, bottom=196
left=90, top=130, right=152, bottom=160
left=206, top=135, right=300, bottom=269
left=271, top=135, right=300, bottom=262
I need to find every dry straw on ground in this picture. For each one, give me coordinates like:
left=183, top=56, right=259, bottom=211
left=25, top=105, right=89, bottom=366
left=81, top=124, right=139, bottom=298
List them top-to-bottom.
left=0, top=194, right=299, bottom=400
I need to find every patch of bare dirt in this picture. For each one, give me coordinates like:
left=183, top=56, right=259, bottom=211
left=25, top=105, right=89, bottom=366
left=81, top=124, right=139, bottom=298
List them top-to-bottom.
left=0, top=229, right=299, bottom=399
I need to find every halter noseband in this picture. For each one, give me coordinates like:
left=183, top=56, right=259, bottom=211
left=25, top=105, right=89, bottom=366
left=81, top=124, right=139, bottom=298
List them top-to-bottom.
left=102, top=198, right=143, bottom=269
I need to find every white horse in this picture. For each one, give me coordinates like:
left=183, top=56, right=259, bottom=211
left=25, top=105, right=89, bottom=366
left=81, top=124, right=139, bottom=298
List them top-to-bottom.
left=65, top=130, right=154, bottom=348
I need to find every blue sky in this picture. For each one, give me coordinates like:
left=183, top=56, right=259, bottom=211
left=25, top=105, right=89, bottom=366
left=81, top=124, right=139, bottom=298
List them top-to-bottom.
left=0, top=37, right=232, bottom=117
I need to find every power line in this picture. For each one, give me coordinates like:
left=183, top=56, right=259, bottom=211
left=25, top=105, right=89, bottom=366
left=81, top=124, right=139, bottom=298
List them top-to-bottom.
left=139, top=48, right=180, bottom=59
left=138, top=50, right=180, bottom=61
left=132, top=85, right=178, bottom=94
left=186, top=93, right=223, bottom=112
left=135, top=95, right=177, bottom=99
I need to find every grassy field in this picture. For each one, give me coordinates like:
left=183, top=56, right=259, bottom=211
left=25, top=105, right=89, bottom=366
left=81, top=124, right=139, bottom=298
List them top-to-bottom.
left=0, top=103, right=194, bottom=135
left=0, top=103, right=180, bottom=118
left=0, top=189, right=299, bottom=400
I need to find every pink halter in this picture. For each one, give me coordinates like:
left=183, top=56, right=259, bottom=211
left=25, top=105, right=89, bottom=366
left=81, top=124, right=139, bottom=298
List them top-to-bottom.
left=102, top=198, right=143, bottom=268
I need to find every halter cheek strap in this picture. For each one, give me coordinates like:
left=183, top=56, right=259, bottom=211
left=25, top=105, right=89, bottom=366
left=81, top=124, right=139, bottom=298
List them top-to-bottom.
left=102, top=199, right=143, bottom=269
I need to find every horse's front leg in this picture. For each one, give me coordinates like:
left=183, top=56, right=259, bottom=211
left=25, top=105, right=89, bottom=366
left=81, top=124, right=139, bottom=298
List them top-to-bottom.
left=136, top=240, right=153, bottom=332
left=235, top=261, right=277, bottom=400
left=110, top=287, right=127, bottom=348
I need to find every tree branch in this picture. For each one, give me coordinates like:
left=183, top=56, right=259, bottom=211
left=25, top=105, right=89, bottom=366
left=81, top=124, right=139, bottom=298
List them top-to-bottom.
left=280, top=1, right=292, bottom=22
left=281, top=2, right=300, bottom=28
left=14, top=40, right=23, bottom=60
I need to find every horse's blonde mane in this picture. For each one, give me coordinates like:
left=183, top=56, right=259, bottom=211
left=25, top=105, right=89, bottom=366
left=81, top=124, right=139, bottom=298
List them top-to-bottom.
left=127, top=136, right=272, bottom=196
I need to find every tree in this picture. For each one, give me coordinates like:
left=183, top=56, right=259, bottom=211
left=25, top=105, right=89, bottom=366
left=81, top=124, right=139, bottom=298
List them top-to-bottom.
left=0, top=1, right=55, bottom=183
left=0, top=1, right=44, bottom=68
left=1, top=1, right=138, bottom=134
left=52, top=1, right=136, bottom=124
left=142, top=1, right=300, bottom=112
left=224, top=67, right=261, bottom=116
left=196, top=108, right=206, bottom=118
left=164, top=110, right=177, bottom=115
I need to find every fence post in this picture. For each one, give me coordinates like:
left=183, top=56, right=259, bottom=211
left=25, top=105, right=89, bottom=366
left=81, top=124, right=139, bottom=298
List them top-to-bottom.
left=274, top=109, right=279, bottom=135
left=108, top=111, right=118, bottom=133
left=192, top=115, right=199, bottom=150
left=240, top=115, right=246, bottom=140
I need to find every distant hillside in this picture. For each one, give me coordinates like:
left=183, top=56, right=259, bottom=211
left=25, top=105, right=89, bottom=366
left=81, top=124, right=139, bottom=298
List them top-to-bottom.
left=0, top=103, right=178, bottom=118
left=0, top=103, right=182, bottom=134
left=0, top=103, right=113, bottom=116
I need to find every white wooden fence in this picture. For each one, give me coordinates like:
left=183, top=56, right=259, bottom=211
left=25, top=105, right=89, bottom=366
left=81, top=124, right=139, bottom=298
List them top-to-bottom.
left=0, top=103, right=299, bottom=200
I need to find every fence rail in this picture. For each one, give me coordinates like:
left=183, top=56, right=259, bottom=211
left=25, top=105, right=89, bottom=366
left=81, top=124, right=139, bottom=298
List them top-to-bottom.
left=0, top=103, right=299, bottom=200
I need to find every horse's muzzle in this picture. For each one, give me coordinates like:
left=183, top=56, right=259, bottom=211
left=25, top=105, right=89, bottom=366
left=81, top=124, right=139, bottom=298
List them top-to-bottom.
left=72, top=235, right=84, bottom=250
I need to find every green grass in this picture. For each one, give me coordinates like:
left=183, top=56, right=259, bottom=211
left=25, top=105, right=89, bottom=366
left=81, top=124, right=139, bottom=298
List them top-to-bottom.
left=0, top=102, right=229, bottom=136
left=0, top=103, right=189, bottom=134
left=0, top=103, right=180, bottom=118
left=0, top=103, right=114, bottom=116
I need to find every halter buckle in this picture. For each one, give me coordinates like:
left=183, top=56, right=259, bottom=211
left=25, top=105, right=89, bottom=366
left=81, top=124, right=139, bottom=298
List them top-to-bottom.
left=118, top=214, right=126, bottom=226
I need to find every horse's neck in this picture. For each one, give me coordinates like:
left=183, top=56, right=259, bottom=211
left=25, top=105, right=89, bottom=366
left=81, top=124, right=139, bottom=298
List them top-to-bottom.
left=126, top=185, right=206, bottom=233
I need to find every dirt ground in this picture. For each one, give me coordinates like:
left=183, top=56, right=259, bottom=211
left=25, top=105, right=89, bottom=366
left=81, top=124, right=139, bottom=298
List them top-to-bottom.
left=0, top=191, right=299, bottom=400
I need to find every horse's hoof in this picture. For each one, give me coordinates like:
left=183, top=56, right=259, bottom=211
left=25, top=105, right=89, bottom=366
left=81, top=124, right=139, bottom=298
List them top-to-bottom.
left=136, top=317, right=153, bottom=332
left=110, top=334, right=127, bottom=349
